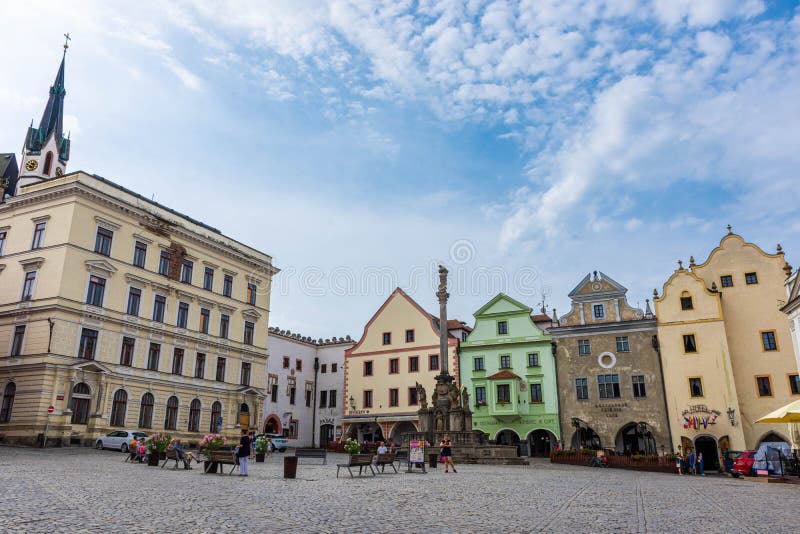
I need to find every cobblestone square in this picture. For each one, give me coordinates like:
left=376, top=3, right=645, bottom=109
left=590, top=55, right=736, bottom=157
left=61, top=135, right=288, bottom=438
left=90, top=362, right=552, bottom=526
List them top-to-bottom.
left=1, top=446, right=797, bottom=533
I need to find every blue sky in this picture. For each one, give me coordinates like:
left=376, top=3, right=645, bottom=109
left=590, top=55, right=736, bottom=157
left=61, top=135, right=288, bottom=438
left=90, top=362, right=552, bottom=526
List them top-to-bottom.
left=2, top=0, right=799, bottom=339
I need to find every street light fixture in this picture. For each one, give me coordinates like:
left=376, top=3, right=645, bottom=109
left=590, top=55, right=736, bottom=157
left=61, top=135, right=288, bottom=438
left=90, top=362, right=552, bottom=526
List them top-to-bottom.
left=726, top=407, right=736, bottom=426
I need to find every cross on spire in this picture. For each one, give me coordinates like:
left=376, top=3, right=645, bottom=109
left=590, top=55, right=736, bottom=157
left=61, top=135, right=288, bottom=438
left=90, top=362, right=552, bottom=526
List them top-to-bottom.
left=63, top=33, right=71, bottom=50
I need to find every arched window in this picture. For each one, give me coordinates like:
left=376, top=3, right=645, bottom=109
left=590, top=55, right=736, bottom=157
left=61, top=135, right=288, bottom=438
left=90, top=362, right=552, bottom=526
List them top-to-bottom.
left=43, top=152, right=53, bottom=175
left=0, top=382, right=16, bottom=423
left=70, top=383, right=91, bottom=424
left=110, top=389, right=128, bottom=427
left=138, top=392, right=154, bottom=428
left=164, top=396, right=179, bottom=430
left=188, top=398, right=201, bottom=432
left=210, top=401, right=222, bottom=433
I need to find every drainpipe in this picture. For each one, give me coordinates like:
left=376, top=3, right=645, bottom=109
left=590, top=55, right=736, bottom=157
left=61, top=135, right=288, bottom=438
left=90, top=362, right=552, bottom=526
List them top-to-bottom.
left=47, top=318, right=55, bottom=353
left=652, top=334, right=674, bottom=451
left=551, top=341, right=564, bottom=448
left=312, top=357, right=319, bottom=447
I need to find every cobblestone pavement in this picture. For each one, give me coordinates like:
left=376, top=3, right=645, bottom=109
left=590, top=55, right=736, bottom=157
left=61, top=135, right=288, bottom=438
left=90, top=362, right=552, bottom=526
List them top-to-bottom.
left=1, top=446, right=797, bottom=533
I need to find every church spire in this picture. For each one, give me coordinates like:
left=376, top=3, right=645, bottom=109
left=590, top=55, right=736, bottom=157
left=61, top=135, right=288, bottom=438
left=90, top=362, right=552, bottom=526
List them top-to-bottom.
left=37, top=39, right=68, bottom=143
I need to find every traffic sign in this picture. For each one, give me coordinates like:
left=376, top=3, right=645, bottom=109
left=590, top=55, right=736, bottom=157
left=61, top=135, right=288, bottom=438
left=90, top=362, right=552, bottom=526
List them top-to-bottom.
left=47, top=405, right=54, bottom=414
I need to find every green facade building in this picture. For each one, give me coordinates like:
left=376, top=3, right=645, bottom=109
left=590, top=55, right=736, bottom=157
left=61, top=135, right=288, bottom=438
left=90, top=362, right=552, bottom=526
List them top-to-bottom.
left=460, top=294, right=560, bottom=456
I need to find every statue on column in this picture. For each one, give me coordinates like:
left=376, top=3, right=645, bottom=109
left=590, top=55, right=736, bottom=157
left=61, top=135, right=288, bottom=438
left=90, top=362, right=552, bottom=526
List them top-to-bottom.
left=415, top=382, right=428, bottom=410
left=448, top=382, right=460, bottom=410
left=461, top=386, right=470, bottom=410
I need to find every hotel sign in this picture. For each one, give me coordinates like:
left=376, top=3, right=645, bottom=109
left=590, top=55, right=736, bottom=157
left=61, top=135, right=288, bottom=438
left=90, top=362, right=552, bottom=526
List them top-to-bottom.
left=681, top=404, right=720, bottom=430
left=349, top=409, right=370, bottom=415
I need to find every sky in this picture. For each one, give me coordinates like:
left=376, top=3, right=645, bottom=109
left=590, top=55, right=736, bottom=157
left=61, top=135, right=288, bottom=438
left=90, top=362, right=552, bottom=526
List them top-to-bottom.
left=1, top=1, right=799, bottom=340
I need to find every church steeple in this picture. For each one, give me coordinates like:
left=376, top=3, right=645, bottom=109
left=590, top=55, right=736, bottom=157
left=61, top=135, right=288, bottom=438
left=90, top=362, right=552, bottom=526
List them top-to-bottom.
left=17, top=35, right=71, bottom=193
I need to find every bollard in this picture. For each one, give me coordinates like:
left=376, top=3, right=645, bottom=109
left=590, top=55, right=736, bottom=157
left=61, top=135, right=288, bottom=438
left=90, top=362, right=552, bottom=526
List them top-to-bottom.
left=429, top=452, right=438, bottom=468
left=284, top=455, right=298, bottom=478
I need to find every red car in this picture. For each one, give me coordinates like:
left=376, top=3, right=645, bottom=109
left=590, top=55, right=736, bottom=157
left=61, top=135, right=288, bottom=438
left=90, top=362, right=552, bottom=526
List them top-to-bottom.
left=732, top=450, right=758, bottom=476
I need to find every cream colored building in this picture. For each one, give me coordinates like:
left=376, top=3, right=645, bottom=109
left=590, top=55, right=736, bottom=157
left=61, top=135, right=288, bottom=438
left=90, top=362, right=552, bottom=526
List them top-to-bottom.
left=0, top=172, right=277, bottom=446
left=655, top=230, right=798, bottom=467
left=343, top=288, right=461, bottom=444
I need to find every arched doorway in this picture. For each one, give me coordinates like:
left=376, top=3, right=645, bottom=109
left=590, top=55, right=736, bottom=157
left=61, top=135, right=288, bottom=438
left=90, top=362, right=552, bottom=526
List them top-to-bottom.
left=70, top=383, right=91, bottom=425
left=239, top=403, right=250, bottom=429
left=263, top=415, right=281, bottom=434
left=389, top=421, right=417, bottom=445
left=347, top=422, right=383, bottom=443
left=570, top=422, right=601, bottom=450
left=615, top=422, right=657, bottom=455
left=319, top=424, right=334, bottom=447
left=528, top=429, right=557, bottom=457
left=758, top=431, right=789, bottom=448
left=694, top=435, right=719, bottom=471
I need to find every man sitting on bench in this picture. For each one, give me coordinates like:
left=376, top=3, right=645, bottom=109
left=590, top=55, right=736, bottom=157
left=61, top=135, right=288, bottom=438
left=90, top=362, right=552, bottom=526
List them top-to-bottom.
left=172, top=439, right=198, bottom=469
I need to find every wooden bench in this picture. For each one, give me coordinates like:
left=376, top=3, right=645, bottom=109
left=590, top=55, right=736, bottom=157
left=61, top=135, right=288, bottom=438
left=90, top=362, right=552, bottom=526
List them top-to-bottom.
left=295, top=448, right=327, bottom=465
left=161, top=449, right=192, bottom=470
left=204, top=450, right=239, bottom=475
left=375, top=452, right=398, bottom=473
left=336, top=454, right=375, bottom=478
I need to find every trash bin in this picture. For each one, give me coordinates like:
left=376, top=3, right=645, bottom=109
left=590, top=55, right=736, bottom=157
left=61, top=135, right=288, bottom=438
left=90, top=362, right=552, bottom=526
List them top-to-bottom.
left=429, top=452, right=438, bottom=468
left=284, top=455, right=298, bottom=479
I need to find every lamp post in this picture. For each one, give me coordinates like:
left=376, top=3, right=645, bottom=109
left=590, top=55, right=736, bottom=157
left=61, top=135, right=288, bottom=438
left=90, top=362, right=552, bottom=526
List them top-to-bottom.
left=726, top=407, right=736, bottom=426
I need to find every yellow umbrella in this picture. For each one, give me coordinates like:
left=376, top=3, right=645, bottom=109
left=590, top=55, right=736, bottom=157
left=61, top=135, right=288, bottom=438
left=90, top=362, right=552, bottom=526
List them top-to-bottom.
left=755, top=399, right=800, bottom=423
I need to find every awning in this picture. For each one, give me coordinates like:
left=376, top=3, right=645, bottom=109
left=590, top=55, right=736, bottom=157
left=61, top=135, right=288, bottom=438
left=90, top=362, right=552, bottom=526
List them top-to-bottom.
left=754, top=399, right=800, bottom=423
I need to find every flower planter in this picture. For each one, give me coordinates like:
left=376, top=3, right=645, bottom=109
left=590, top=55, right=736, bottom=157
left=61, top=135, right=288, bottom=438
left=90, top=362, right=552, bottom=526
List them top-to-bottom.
left=159, top=452, right=167, bottom=460
left=255, top=453, right=265, bottom=463
left=147, top=454, right=160, bottom=467
left=203, top=461, right=219, bottom=474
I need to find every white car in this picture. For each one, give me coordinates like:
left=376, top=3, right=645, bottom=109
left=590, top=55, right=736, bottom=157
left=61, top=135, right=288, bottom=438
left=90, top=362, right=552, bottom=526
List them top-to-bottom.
left=95, top=430, right=147, bottom=452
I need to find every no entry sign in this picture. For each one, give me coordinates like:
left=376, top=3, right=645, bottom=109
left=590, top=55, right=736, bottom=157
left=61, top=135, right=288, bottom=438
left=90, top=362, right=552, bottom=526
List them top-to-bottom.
left=47, top=405, right=54, bottom=414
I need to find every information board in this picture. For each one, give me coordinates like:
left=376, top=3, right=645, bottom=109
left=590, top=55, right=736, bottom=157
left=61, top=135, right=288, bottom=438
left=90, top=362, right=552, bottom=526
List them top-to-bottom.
left=409, top=440, right=425, bottom=463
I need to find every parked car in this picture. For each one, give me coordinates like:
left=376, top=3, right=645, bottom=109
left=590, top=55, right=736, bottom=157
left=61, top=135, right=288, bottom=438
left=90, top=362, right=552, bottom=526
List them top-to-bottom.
left=95, top=430, right=147, bottom=452
left=260, top=433, right=288, bottom=452
left=732, top=450, right=758, bottom=476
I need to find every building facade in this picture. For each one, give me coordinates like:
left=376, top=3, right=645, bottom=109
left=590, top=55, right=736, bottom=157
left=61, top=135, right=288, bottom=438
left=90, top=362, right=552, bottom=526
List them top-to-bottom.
left=655, top=230, right=799, bottom=467
left=551, top=272, right=671, bottom=455
left=343, top=288, right=461, bottom=445
left=460, top=293, right=560, bottom=457
left=263, top=327, right=354, bottom=447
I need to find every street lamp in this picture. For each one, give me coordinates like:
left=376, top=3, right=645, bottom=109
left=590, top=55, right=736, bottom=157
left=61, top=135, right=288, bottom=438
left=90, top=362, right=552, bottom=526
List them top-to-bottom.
left=349, top=395, right=356, bottom=412
left=726, top=407, right=736, bottom=426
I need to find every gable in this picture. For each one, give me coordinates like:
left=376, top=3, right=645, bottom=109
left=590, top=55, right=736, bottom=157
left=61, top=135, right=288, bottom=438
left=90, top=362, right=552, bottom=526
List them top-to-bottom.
left=568, top=271, right=627, bottom=298
left=474, top=293, right=532, bottom=317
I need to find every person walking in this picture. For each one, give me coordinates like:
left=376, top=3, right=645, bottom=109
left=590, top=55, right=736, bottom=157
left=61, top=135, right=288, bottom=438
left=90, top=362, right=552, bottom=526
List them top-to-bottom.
left=236, top=429, right=251, bottom=477
left=440, top=434, right=457, bottom=473
left=688, top=450, right=696, bottom=475
left=675, top=452, right=683, bottom=475
left=697, top=452, right=705, bottom=476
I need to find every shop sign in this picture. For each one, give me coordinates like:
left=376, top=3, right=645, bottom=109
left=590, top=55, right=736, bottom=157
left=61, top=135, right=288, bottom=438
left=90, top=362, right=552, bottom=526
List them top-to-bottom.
left=594, top=402, right=628, bottom=417
left=681, top=404, right=720, bottom=430
left=349, top=409, right=370, bottom=415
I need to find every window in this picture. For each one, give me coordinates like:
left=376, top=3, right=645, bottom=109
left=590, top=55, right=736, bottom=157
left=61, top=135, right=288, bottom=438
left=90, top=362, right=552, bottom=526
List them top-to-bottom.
left=43, top=152, right=53, bottom=175
left=31, top=222, right=46, bottom=249
left=94, top=227, right=113, bottom=256
left=0, top=231, right=6, bottom=256
left=133, top=241, right=147, bottom=268
left=158, top=251, right=171, bottom=275
left=181, top=260, right=193, bottom=284
left=203, top=267, right=214, bottom=290
left=21, top=271, right=36, bottom=301
left=745, top=272, right=758, bottom=285
left=223, top=274, right=233, bottom=297
left=86, top=275, right=106, bottom=306
left=720, top=275, right=733, bottom=288
left=247, top=283, right=257, bottom=305
left=126, top=287, right=141, bottom=316
left=152, top=295, right=166, bottom=322
left=680, top=296, right=693, bottom=310
left=176, top=302, right=189, bottom=328
left=593, top=304, right=605, bottom=319
left=199, top=308, right=210, bottom=334
left=219, top=314, right=229, bottom=339
left=244, top=321, right=254, bottom=345
left=497, top=321, right=508, bottom=335
left=11, top=325, right=26, bottom=356
left=78, top=328, right=98, bottom=359
left=405, top=329, right=415, bottom=342
left=761, top=331, right=778, bottom=351
left=382, top=332, right=391, bottom=345
left=683, top=334, right=697, bottom=353
left=615, top=336, right=630, bottom=352
left=120, top=337, right=135, bottom=366
left=578, top=339, right=591, bottom=355
left=147, top=343, right=160, bottom=371
left=172, top=348, right=184, bottom=375
left=194, top=353, right=205, bottom=379
left=527, top=353, right=539, bottom=367
left=429, top=354, right=439, bottom=371
left=500, top=355, right=511, bottom=369
left=409, top=356, right=419, bottom=372
left=216, top=357, right=226, bottom=382
left=282, top=357, right=290, bottom=369
left=474, top=357, right=484, bottom=371
left=389, top=358, right=399, bottom=374
left=296, top=359, right=302, bottom=372
left=364, top=361, right=373, bottom=376
left=240, top=362, right=251, bottom=386
left=331, top=363, right=338, bottom=373
left=321, top=364, right=327, bottom=374
left=598, top=374, right=620, bottom=399
left=789, top=374, right=800, bottom=395
left=632, top=375, right=647, bottom=398
left=756, top=376, right=773, bottom=397
left=689, top=377, right=704, bottom=397
left=575, top=378, right=588, bottom=400
left=0, top=383, right=15, bottom=423
left=70, top=383, right=91, bottom=424
left=530, top=383, right=543, bottom=403
left=270, top=384, right=278, bottom=403
left=496, top=384, right=511, bottom=403
left=289, top=386, right=296, bottom=405
left=475, top=386, right=486, bottom=405
left=408, top=387, right=418, bottom=406
left=389, top=388, right=399, bottom=407
left=305, top=389, right=312, bottom=407
left=110, top=390, right=127, bottom=427
left=319, top=390, right=328, bottom=408
left=328, top=390, right=337, bottom=408
left=363, top=390, right=373, bottom=408
left=138, top=392, right=154, bottom=429
left=164, top=396, right=179, bottom=430
left=188, top=399, right=201, bottom=432
left=209, top=401, right=222, bottom=433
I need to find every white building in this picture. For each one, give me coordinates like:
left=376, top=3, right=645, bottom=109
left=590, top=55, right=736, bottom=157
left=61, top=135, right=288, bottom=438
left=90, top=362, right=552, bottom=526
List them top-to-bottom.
left=782, top=271, right=800, bottom=378
left=263, top=327, right=354, bottom=447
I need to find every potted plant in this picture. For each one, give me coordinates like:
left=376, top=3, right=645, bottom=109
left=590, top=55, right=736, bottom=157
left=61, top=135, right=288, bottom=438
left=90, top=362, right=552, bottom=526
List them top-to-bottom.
left=146, top=432, right=171, bottom=466
left=199, top=433, right=227, bottom=473
left=254, top=435, right=269, bottom=462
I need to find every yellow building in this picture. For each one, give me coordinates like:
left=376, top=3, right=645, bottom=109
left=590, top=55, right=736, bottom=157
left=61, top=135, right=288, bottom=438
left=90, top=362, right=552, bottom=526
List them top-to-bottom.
left=0, top=172, right=277, bottom=446
left=655, top=229, right=797, bottom=468
left=343, top=288, right=461, bottom=444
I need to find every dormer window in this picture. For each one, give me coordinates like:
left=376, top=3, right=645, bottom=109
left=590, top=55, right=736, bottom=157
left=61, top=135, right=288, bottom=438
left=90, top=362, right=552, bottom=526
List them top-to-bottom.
left=593, top=304, right=605, bottom=319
